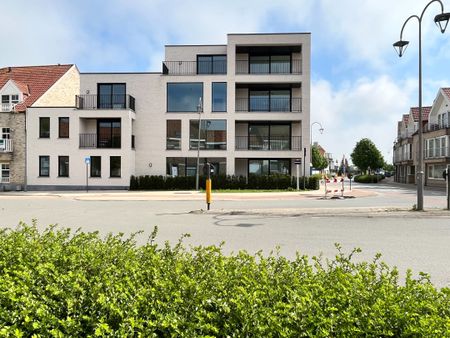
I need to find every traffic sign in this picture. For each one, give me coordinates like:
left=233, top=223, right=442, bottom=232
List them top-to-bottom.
left=85, top=157, right=90, bottom=165
left=294, top=159, right=302, bottom=165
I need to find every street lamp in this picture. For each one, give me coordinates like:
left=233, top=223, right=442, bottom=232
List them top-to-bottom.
left=393, top=0, right=450, bottom=211
left=195, top=97, right=203, bottom=191
left=310, top=121, right=324, bottom=145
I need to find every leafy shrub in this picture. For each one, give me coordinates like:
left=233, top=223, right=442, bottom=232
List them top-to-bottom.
left=129, top=174, right=319, bottom=191
left=354, top=174, right=384, bottom=183
left=1, top=224, right=450, bottom=337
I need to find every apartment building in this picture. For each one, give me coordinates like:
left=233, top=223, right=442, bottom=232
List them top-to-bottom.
left=23, top=33, right=311, bottom=190
left=0, top=64, right=78, bottom=191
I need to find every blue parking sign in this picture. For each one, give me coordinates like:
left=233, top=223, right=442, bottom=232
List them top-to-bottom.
left=85, top=157, right=90, bottom=165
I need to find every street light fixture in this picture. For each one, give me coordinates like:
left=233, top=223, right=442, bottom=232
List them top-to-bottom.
left=393, top=0, right=450, bottom=211
left=195, top=97, right=203, bottom=191
left=310, top=121, right=324, bottom=145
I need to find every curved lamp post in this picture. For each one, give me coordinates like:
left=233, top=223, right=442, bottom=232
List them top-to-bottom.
left=393, top=0, right=450, bottom=211
left=195, top=97, right=203, bottom=191
left=310, top=122, right=324, bottom=175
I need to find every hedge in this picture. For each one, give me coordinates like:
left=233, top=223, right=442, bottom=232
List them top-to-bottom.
left=130, top=174, right=320, bottom=191
left=354, top=174, right=384, bottom=183
left=1, top=224, right=450, bottom=337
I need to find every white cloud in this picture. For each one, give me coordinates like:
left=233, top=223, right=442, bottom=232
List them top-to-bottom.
left=312, top=75, right=417, bottom=163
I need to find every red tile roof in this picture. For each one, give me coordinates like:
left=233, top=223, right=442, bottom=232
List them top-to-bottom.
left=0, top=64, right=73, bottom=112
left=442, top=88, right=450, bottom=101
left=410, top=106, right=431, bottom=122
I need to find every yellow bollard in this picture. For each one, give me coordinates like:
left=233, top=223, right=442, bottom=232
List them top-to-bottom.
left=206, top=178, right=212, bottom=210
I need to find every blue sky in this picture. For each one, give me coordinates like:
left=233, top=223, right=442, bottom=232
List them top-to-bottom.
left=4, top=0, right=450, bottom=163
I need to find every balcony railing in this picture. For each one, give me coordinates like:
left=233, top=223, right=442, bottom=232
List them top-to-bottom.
left=236, top=59, right=302, bottom=75
left=162, top=61, right=227, bottom=75
left=76, top=95, right=135, bottom=111
left=236, top=97, right=302, bottom=112
left=1, top=103, right=15, bottom=112
left=427, top=122, right=450, bottom=132
left=79, top=134, right=121, bottom=149
left=235, top=136, right=302, bottom=151
left=0, top=139, right=13, bottom=152
left=425, top=146, right=449, bottom=159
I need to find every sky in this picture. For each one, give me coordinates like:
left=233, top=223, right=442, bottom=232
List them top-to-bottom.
left=3, top=0, right=450, bottom=164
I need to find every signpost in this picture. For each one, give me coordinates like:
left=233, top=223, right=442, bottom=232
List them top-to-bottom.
left=303, top=148, right=307, bottom=190
left=84, top=157, right=90, bottom=193
left=294, top=158, right=302, bottom=191
left=444, top=165, right=450, bottom=210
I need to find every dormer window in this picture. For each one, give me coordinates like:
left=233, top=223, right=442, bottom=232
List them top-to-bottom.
left=1, top=94, right=20, bottom=112
left=11, top=95, right=18, bottom=104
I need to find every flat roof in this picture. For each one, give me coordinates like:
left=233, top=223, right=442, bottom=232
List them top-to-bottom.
left=228, top=32, right=311, bottom=35
left=165, top=44, right=227, bottom=47
left=80, top=72, right=161, bottom=75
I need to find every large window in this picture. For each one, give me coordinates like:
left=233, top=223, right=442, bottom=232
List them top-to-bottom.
left=197, top=55, right=226, bottom=74
left=249, top=55, right=290, bottom=74
left=212, top=82, right=227, bottom=112
left=98, top=83, right=126, bottom=109
left=167, top=83, right=203, bottom=112
left=249, top=89, right=290, bottom=112
left=39, top=117, right=50, bottom=138
left=59, top=117, right=69, bottom=138
left=98, top=119, right=121, bottom=148
left=190, top=119, right=226, bottom=150
left=166, top=120, right=181, bottom=150
left=248, top=123, right=291, bottom=150
left=426, top=136, right=448, bottom=158
left=39, top=156, right=50, bottom=177
left=58, top=156, right=69, bottom=177
left=90, top=156, right=101, bottom=177
left=110, top=156, right=121, bottom=178
left=166, top=157, right=226, bottom=177
left=248, top=159, right=290, bottom=176
left=1, top=163, right=10, bottom=183
left=428, top=164, right=447, bottom=179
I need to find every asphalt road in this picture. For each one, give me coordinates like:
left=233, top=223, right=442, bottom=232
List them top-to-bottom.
left=1, top=180, right=450, bottom=287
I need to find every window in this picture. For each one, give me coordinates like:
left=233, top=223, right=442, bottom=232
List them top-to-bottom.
left=249, top=54, right=290, bottom=74
left=197, top=55, right=227, bottom=74
left=98, top=83, right=126, bottom=109
left=167, top=83, right=203, bottom=112
left=212, top=83, right=227, bottom=112
left=249, top=89, right=291, bottom=112
left=1, top=95, right=8, bottom=104
left=11, top=95, right=19, bottom=104
left=39, top=117, right=50, bottom=138
left=59, top=117, right=69, bottom=138
left=98, top=119, right=121, bottom=148
left=166, top=120, right=181, bottom=150
left=190, top=120, right=226, bottom=150
left=248, top=123, right=291, bottom=150
left=2, top=128, right=10, bottom=139
left=426, top=136, right=448, bottom=158
left=39, top=156, right=50, bottom=177
left=58, top=156, right=69, bottom=177
left=90, top=156, right=101, bottom=177
left=110, top=156, right=121, bottom=177
left=166, top=157, right=226, bottom=176
left=248, top=159, right=290, bottom=176
left=1, top=163, right=10, bottom=183
left=428, top=164, right=447, bottom=179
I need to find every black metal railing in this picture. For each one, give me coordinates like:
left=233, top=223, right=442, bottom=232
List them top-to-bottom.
left=236, top=59, right=302, bottom=74
left=162, top=61, right=227, bottom=75
left=76, top=94, right=136, bottom=111
left=235, top=97, right=302, bottom=112
left=79, top=134, right=121, bottom=148
left=235, top=136, right=302, bottom=151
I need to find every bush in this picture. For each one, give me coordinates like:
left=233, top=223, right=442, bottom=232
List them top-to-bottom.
left=129, top=174, right=320, bottom=191
left=354, top=174, right=384, bottom=183
left=1, top=224, right=450, bottom=337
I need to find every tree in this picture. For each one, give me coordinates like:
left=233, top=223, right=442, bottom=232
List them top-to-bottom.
left=350, top=138, right=384, bottom=174
left=311, top=144, right=329, bottom=171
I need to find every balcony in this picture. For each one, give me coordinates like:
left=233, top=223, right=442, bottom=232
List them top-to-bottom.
left=236, top=59, right=302, bottom=75
left=162, top=60, right=227, bottom=75
left=76, top=95, right=135, bottom=111
left=236, top=97, right=302, bottom=112
left=1, top=103, right=15, bottom=112
left=427, top=122, right=450, bottom=132
left=79, top=134, right=121, bottom=149
left=235, top=136, right=302, bottom=151
left=0, top=139, right=13, bottom=152
left=425, top=146, right=449, bottom=159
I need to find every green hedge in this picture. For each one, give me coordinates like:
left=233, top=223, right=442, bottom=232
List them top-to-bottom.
left=130, top=174, right=320, bottom=191
left=354, top=174, right=384, bottom=183
left=1, top=224, right=450, bottom=337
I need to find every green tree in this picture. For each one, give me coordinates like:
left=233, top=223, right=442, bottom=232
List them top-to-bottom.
left=350, top=138, right=384, bottom=174
left=311, top=144, right=329, bottom=171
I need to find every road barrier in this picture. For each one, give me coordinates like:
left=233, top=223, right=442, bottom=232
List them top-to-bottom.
left=324, top=177, right=345, bottom=198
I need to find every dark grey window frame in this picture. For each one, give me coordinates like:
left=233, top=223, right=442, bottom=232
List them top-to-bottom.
left=248, top=54, right=292, bottom=74
left=196, top=55, right=227, bottom=74
left=167, top=82, right=203, bottom=112
left=212, top=82, right=227, bottom=112
left=97, top=83, right=126, bottom=109
left=39, top=117, right=50, bottom=138
left=58, top=117, right=69, bottom=138
left=39, top=156, right=50, bottom=177
left=58, top=156, right=69, bottom=177
left=90, top=156, right=101, bottom=178
left=110, top=156, right=121, bottom=178
left=248, top=158, right=291, bottom=176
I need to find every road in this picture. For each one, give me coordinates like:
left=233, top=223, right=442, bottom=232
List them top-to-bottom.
left=0, top=180, right=450, bottom=287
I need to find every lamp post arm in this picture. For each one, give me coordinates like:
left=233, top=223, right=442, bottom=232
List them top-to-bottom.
left=420, top=0, right=445, bottom=21
left=398, top=15, right=420, bottom=40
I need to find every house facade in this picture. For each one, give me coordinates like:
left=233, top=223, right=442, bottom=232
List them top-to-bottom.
left=0, top=64, right=78, bottom=191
